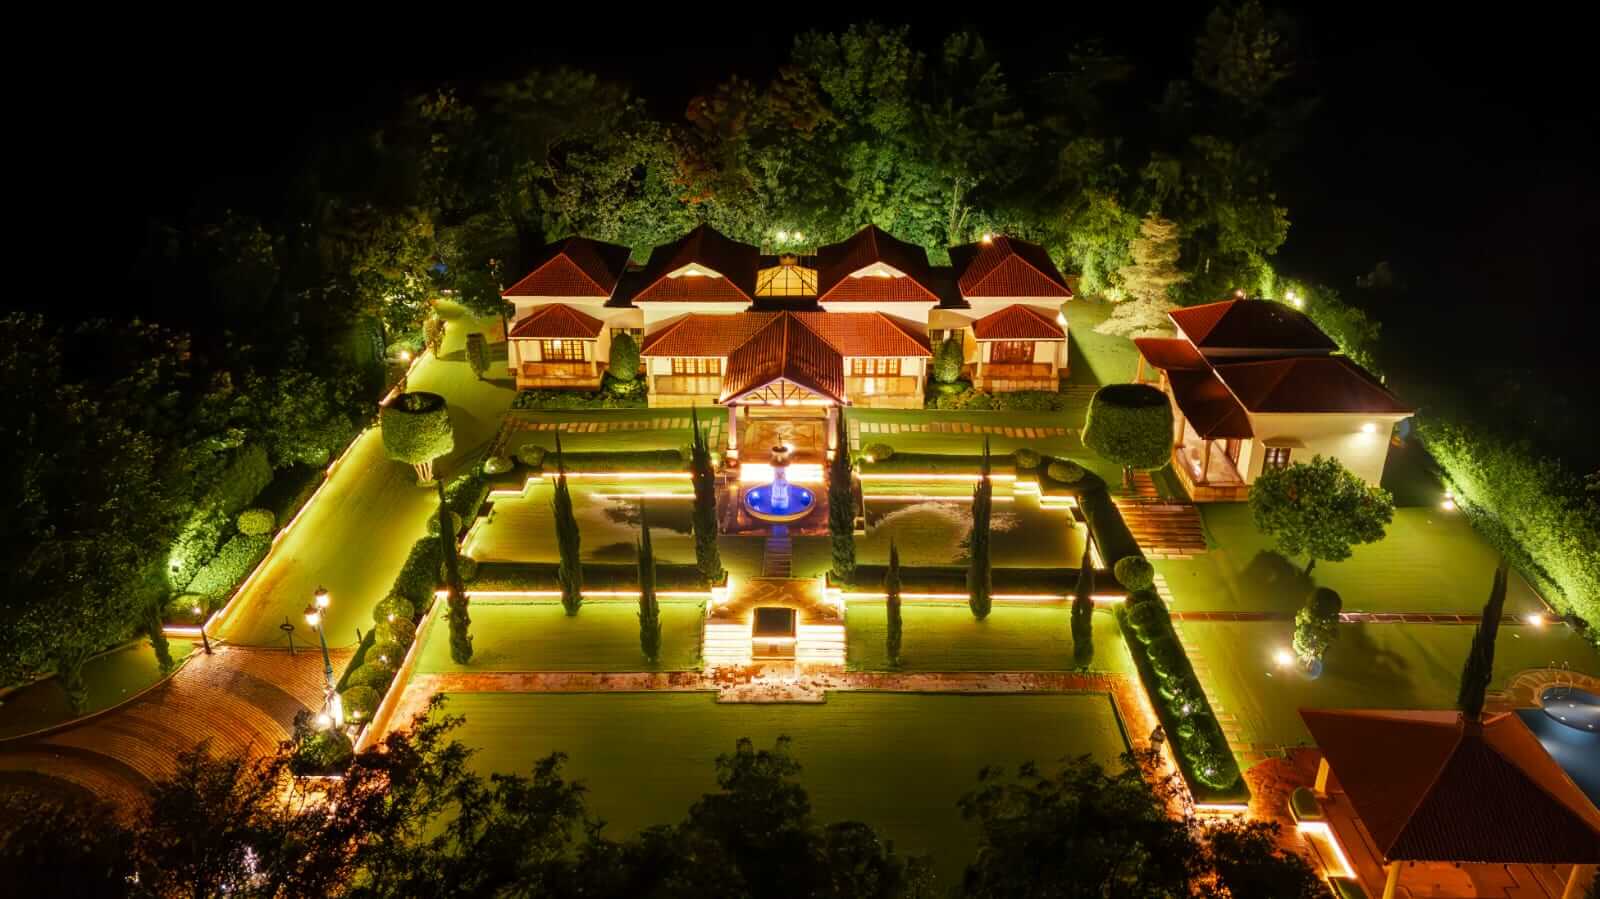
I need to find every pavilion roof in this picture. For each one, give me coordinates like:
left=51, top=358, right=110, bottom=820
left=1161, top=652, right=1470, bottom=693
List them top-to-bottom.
left=815, top=225, right=940, bottom=303
left=502, top=236, right=632, bottom=298
left=948, top=236, right=1072, bottom=300
left=1169, top=300, right=1336, bottom=355
left=506, top=304, right=606, bottom=340
left=640, top=311, right=929, bottom=360
left=720, top=314, right=845, bottom=404
left=1134, top=337, right=1209, bottom=372
left=1213, top=356, right=1412, bottom=415
left=1167, top=369, right=1254, bottom=439
left=1302, top=708, right=1600, bottom=864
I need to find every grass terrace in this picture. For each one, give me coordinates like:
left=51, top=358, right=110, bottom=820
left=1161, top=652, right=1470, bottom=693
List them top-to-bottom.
left=1063, top=300, right=1141, bottom=387
left=416, top=602, right=704, bottom=673
left=845, top=604, right=1133, bottom=676
left=0, top=640, right=195, bottom=739
left=437, top=691, right=1130, bottom=883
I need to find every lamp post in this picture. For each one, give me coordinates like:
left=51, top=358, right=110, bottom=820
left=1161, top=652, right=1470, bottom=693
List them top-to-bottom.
left=304, top=587, right=333, bottom=695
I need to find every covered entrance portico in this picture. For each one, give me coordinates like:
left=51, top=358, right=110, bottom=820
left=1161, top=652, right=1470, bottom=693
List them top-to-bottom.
left=721, top=379, right=841, bottom=467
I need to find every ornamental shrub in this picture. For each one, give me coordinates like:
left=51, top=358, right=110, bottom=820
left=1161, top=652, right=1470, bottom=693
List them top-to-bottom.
left=608, top=332, right=641, bottom=382
left=932, top=335, right=965, bottom=383
left=601, top=374, right=646, bottom=399
left=931, top=380, right=971, bottom=396
left=1082, top=383, right=1173, bottom=486
left=932, top=388, right=994, bottom=410
left=511, top=389, right=645, bottom=410
left=380, top=391, right=454, bottom=480
left=861, top=443, right=895, bottom=463
left=1012, top=448, right=1042, bottom=469
left=483, top=454, right=513, bottom=475
left=1046, top=460, right=1085, bottom=483
left=235, top=507, right=276, bottom=536
left=427, top=509, right=463, bottom=537
left=185, top=534, right=272, bottom=599
left=391, top=538, right=442, bottom=606
left=439, top=555, right=478, bottom=584
left=1113, top=556, right=1156, bottom=592
left=372, top=594, right=414, bottom=624
left=1127, top=600, right=1169, bottom=638
left=375, top=616, right=417, bottom=648
left=1145, top=635, right=1185, bottom=680
left=369, top=640, right=406, bottom=669
left=347, top=662, right=393, bottom=689
left=340, top=685, right=381, bottom=723
left=287, top=710, right=353, bottom=777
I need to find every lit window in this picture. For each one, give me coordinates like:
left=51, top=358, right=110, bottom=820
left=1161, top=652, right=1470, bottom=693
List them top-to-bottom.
left=540, top=340, right=585, bottom=361
left=991, top=341, right=1033, bottom=363
left=671, top=357, right=721, bottom=376
left=851, top=358, right=901, bottom=376
left=1264, top=446, right=1292, bottom=470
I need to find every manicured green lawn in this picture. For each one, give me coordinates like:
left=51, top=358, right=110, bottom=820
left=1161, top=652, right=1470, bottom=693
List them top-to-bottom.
left=1063, top=300, right=1140, bottom=387
left=468, top=483, right=697, bottom=565
left=856, top=492, right=1089, bottom=569
left=1159, top=504, right=1548, bottom=616
left=417, top=602, right=703, bottom=673
left=846, top=603, right=1133, bottom=677
left=1183, top=619, right=1600, bottom=750
left=0, top=640, right=195, bottom=739
left=438, top=691, right=1129, bottom=882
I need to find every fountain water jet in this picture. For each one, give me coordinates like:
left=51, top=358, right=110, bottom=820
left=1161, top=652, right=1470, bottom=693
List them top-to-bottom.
left=742, top=444, right=816, bottom=523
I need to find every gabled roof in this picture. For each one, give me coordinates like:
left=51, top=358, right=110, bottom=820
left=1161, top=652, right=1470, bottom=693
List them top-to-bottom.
left=630, top=224, right=760, bottom=303
left=815, top=225, right=940, bottom=303
left=949, top=236, right=1073, bottom=300
left=502, top=237, right=632, bottom=299
left=1170, top=300, right=1337, bottom=355
left=507, top=304, right=606, bottom=340
left=972, top=304, right=1065, bottom=341
left=640, top=312, right=932, bottom=360
left=640, top=313, right=776, bottom=357
left=720, top=315, right=845, bottom=404
left=1134, top=337, right=1209, bottom=372
left=1213, top=356, right=1412, bottom=415
left=1167, top=369, right=1254, bottom=439
left=1302, top=708, right=1600, bottom=864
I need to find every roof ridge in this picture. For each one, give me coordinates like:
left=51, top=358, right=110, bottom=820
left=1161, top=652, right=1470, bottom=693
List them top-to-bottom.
left=1384, top=714, right=1468, bottom=857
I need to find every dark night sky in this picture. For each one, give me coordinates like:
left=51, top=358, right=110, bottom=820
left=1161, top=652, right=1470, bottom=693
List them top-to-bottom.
left=47, top=8, right=1595, bottom=454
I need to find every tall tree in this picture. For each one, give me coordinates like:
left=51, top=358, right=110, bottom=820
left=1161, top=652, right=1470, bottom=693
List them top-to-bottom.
left=1095, top=215, right=1187, bottom=339
left=465, top=332, right=489, bottom=381
left=688, top=407, right=725, bottom=584
left=829, top=410, right=856, bottom=583
left=551, top=433, right=583, bottom=616
left=968, top=437, right=993, bottom=620
left=1250, top=455, right=1395, bottom=574
left=436, top=479, right=472, bottom=664
left=637, top=514, right=661, bottom=664
left=885, top=539, right=903, bottom=666
left=1071, top=544, right=1095, bottom=668
left=1457, top=560, right=1509, bottom=721
left=1292, top=587, right=1342, bottom=668
left=146, top=599, right=174, bottom=673
left=1202, top=818, right=1328, bottom=899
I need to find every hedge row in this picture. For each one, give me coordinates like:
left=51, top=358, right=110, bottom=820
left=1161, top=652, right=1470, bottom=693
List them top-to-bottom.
left=924, top=387, right=1073, bottom=412
left=169, top=443, right=273, bottom=589
left=526, top=450, right=688, bottom=473
left=857, top=453, right=1022, bottom=476
left=185, top=534, right=272, bottom=600
left=474, top=561, right=709, bottom=593
left=840, top=565, right=1121, bottom=596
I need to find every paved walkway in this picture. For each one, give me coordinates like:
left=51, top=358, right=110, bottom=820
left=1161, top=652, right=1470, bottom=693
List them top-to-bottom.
left=854, top=420, right=1070, bottom=439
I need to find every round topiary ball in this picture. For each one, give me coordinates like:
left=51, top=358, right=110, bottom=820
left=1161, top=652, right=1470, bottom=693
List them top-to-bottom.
left=1082, top=383, right=1173, bottom=473
left=381, top=391, right=455, bottom=470
left=861, top=443, right=895, bottom=463
left=515, top=444, right=547, bottom=468
left=1013, top=448, right=1042, bottom=469
left=483, top=455, right=513, bottom=475
left=1046, top=460, right=1085, bottom=484
left=235, top=507, right=277, bottom=537
left=428, top=510, right=464, bottom=537
left=439, top=555, right=478, bottom=584
left=1114, top=556, right=1156, bottom=592
left=373, top=594, right=414, bottom=625
left=1127, top=600, right=1168, bottom=639
left=375, top=616, right=417, bottom=648
left=1145, top=635, right=1186, bottom=680
left=369, top=640, right=406, bottom=669
left=347, top=662, right=393, bottom=690
left=341, top=685, right=381, bottom=723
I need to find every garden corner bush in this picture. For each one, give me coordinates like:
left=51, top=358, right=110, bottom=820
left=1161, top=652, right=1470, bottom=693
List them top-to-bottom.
left=511, top=388, right=644, bottom=410
left=1013, top=448, right=1042, bottom=469
left=1046, top=460, right=1086, bottom=484
left=235, top=507, right=276, bottom=536
left=428, top=510, right=463, bottom=537
left=185, top=534, right=272, bottom=599
left=392, top=538, right=442, bottom=607
left=440, top=555, right=479, bottom=583
left=1114, top=556, right=1156, bottom=591
left=375, top=616, right=417, bottom=648
left=347, top=662, right=394, bottom=690
left=340, top=685, right=381, bottom=724
left=287, top=710, right=353, bottom=777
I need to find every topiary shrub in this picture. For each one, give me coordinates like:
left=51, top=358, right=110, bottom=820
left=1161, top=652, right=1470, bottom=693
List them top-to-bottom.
left=608, top=332, right=641, bottom=382
left=932, top=335, right=965, bottom=383
left=931, top=380, right=971, bottom=396
left=1082, top=383, right=1173, bottom=487
left=380, top=391, right=454, bottom=482
left=861, top=443, right=895, bottom=463
left=516, top=444, right=547, bottom=468
left=1013, top=448, right=1042, bottom=470
left=483, top=454, right=513, bottom=475
left=1046, top=460, right=1085, bottom=483
left=235, top=507, right=277, bottom=536
left=427, top=509, right=463, bottom=537
left=185, top=534, right=272, bottom=599
left=391, top=538, right=442, bottom=606
left=440, top=555, right=478, bottom=584
left=1114, top=556, right=1156, bottom=592
left=373, top=594, right=414, bottom=625
left=1127, top=600, right=1169, bottom=639
left=375, top=617, right=417, bottom=648
left=1145, top=635, right=1186, bottom=680
left=369, top=640, right=406, bottom=669
left=347, top=662, right=394, bottom=690
left=340, top=685, right=381, bottom=724
left=287, top=709, right=353, bottom=776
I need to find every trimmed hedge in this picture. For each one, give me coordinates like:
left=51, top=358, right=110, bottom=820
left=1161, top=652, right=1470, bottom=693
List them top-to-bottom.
left=1082, top=383, right=1173, bottom=473
left=925, top=387, right=1074, bottom=412
left=511, top=389, right=645, bottom=410
left=380, top=391, right=454, bottom=467
left=169, top=443, right=273, bottom=589
left=860, top=443, right=895, bottom=463
left=515, top=444, right=547, bottom=468
left=1013, top=448, right=1042, bottom=470
left=547, top=450, right=687, bottom=473
left=858, top=453, right=1019, bottom=476
left=483, top=454, right=513, bottom=475
left=1046, top=460, right=1085, bottom=484
left=254, top=464, right=325, bottom=530
left=1078, top=487, right=1141, bottom=566
left=235, top=507, right=276, bottom=537
left=427, top=510, right=463, bottom=537
left=185, top=534, right=272, bottom=599
left=391, top=538, right=443, bottom=607
left=440, top=555, right=479, bottom=584
left=1113, top=556, right=1156, bottom=592
left=472, top=561, right=709, bottom=593
left=839, top=565, right=1121, bottom=596
left=373, top=595, right=414, bottom=624
left=375, top=616, right=416, bottom=647
left=341, top=685, right=381, bottom=723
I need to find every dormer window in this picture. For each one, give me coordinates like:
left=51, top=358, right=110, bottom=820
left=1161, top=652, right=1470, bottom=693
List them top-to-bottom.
left=850, top=262, right=906, bottom=279
left=668, top=263, right=722, bottom=279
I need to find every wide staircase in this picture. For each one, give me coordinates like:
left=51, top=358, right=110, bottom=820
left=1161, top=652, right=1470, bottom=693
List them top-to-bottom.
left=1114, top=472, right=1208, bottom=560
left=761, top=527, right=793, bottom=578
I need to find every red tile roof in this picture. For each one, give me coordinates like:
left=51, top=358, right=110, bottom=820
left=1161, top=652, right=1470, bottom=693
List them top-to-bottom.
left=630, top=224, right=759, bottom=303
left=815, top=225, right=940, bottom=303
left=948, top=236, right=1073, bottom=299
left=502, top=237, right=631, bottom=298
left=1169, top=300, right=1337, bottom=354
left=507, top=304, right=606, bottom=340
left=972, top=304, right=1065, bottom=341
left=641, top=312, right=931, bottom=360
left=641, top=313, right=776, bottom=357
left=720, top=314, right=845, bottom=404
left=1134, top=337, right=1209, bottom=372
left=1213, top=356, right=1411, bottom=415
left=1167, top=369, right=1254, bottom=439
left=1302, top=709, right=1600, bottom=864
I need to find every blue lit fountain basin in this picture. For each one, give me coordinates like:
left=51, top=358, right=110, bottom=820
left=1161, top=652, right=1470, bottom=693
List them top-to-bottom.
left=743, top=484, right=816, bottom=523
left=1540, top=686, right=1600, bottom=733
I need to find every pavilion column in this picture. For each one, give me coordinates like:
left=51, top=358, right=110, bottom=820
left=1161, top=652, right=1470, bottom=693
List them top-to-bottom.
left=1135, top=355, right=1147, bottom=384
left=726, top=404, right=739, bottom=461
left=825, top=405, right=838, bottom=460
left=1173, top=411, right=1187, bottom=448
left=1200, top=440, right=1213, bottom=485
left=1314, top=757, right=1331, bottom=797
left=1381, top=861, right=1402, bottom=899
left=1563, top=864, right=1597, bottom=899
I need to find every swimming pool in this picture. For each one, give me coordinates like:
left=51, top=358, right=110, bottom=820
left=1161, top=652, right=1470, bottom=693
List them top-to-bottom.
left=1517, top=686, right=1600, bottom=807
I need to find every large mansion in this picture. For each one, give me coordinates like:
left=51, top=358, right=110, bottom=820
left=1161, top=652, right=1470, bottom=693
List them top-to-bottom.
left=500, top=224, right=1074, bottom=417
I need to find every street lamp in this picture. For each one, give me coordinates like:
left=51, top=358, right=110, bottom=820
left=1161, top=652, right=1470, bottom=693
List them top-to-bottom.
left=305, top=587, right=333, bottom=696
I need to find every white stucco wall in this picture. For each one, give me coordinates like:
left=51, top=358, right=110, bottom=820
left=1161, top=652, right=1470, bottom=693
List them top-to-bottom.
left=1241, top=412, right=1408, bottom=486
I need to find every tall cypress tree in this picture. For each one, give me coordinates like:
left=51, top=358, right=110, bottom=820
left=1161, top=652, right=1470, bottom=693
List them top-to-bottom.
left=688, top=407, right=725, bottom=584
left=828, top=410, right=856, bottom=583
left=551, top=432, right=583, bottom=616
left=968, top=437, right=993, bottom=621
left=436, top=479, right=472, bottom=663
left=637, top=513, right=661, bottom=664
left=886, top=538, right=903, bottom=666
left=1071, top=543, right=1095, bottom=668
left=1457, top=560, right=1509, bottom=721
left=147, top=598, right=173, bottom=673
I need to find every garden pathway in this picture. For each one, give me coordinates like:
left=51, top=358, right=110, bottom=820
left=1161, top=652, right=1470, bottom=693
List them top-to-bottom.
left=0, top=645, right=350, bottom=817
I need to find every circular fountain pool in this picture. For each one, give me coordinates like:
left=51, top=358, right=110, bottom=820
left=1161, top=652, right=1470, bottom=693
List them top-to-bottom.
left=743, top=483, right=816, bottom=523
left=1541, top=686, right=1600, bottom=733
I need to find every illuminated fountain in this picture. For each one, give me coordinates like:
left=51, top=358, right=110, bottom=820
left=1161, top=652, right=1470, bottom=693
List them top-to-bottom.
left=742, top=444, right=816, bottom=523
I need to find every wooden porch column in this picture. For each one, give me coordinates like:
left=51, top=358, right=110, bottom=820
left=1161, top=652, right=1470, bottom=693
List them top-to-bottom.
left=1134, top=354, right=1147, bottom=384
left=726, top=404, right=739, bottom=460
left=825, top=405, right=838, bottom=460
left=1174, top=410, right=1187, bottom=448
left=1199, top=440, right=1213, bottom=485
left=1314, top=757, right=1331, bottom=796
left=1381, top=861, right=1402, bottom=899
left=1563, top=864, right=1597, bottom=899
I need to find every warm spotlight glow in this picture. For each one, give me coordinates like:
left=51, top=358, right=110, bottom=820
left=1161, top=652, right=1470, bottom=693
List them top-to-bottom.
left=775, top=229, right=789, bottom=242
left=793, top=231, right=805, bottom=242
left=980, top=233, right=993, bottom=244
left=1234, top=288, right=1246, bottom=298
left=1290, top=296, right=1304, bottom=308
left=1056, top=312, right=1067, bottom=325
left=399, top=349, right=412, bottom=362
left=1361, top=422, right=1378, bottom=434
left=1440, top=498, right=1457, bottom=511
left=314, top=587, right=331, bottom=609
left=304, top=608, right=321, bottom=629
left=1525, top=614, right=1545, bottom=628
left=1274, top=648, right=1295, bottom=668
left=315, top=713, right=332, bottom=730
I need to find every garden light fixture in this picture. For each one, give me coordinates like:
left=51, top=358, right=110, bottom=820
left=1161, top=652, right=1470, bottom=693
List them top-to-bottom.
left=308, top=587, right=335, bottom=697
left=1525, top=614, right=1545, bottom=628
left=1274, top=648, right=1295, bottom=668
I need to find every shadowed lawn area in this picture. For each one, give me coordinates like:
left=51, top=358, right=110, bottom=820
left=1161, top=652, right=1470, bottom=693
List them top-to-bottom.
left=1063, top=300, right=1140, bottom=387
left=468, top=483, right=697, bottom=565
left=856, top=492, right=1089, bottom=569
left=1158, top=504, right=1549, bottom=616
left=417, top=602, right=703, bottom=673
left=846, top=604, right=1133, bottom=677
left=1184, top=619, right=1600, bottom=750
left=0, top=640, right=195, bottom=739
left=437, top=691, right=1129, bottom=883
